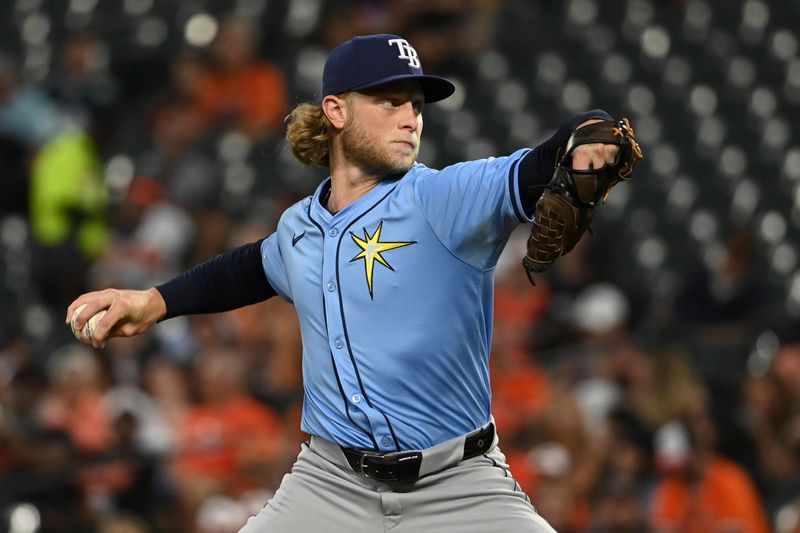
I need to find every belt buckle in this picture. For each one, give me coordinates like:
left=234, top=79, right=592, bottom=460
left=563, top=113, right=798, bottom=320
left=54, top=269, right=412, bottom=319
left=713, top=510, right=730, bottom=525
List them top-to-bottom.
left=358, top=451, right=421, bottom=482
left=360, top=452, right=398, bottom=481
left=359, top=453, right=384, bottom=478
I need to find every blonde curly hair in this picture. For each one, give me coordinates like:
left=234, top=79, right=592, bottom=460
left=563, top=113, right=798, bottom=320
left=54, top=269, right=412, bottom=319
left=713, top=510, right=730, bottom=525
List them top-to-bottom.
left=285, top=103, right=334, bottom=167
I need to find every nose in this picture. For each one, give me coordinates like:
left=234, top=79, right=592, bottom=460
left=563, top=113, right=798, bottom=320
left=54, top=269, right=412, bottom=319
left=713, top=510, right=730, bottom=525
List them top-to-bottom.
left=398, top=102, right=419, bottom=132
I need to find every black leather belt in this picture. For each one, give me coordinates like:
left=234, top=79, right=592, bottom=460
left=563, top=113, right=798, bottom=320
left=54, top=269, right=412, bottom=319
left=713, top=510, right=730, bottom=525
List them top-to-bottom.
left=341, top=423, right=495, bottom=483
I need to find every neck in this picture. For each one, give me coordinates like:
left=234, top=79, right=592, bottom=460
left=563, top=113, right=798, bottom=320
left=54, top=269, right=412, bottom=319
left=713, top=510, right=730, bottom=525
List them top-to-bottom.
left=325, top=136, right=411, bottom=213
left=325, top=146, right=383, bottom=213
left=326, top=170, right=381, bottom=213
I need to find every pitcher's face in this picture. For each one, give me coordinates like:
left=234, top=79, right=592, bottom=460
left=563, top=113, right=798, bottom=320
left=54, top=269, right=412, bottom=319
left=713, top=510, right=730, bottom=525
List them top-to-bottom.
left=342, top=80, right=424, bottom=177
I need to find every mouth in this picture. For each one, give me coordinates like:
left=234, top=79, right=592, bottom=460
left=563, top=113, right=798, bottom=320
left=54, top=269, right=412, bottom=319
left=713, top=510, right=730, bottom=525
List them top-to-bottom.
left=393, top=140, right=416, bottom=151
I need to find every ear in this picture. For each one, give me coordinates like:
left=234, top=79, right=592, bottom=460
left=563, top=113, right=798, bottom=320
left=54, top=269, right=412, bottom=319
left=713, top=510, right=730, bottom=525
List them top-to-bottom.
left=321, top=95, right=348, bottom=130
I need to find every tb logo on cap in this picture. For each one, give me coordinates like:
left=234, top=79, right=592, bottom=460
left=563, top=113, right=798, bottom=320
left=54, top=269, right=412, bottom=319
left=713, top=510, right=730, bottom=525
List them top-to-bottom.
left=388, top=38, right=421, bottom=69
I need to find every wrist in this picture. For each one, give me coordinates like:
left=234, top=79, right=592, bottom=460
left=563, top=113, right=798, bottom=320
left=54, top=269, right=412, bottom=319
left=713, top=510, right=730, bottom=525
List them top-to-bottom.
left=146, top=287, right=168, bottom=323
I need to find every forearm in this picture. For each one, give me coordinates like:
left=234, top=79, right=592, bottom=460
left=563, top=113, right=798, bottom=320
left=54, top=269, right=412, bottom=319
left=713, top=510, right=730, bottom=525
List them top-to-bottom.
left=518, top=109, right=613, bottom=215
left=156, top=239, right=277, bottom=320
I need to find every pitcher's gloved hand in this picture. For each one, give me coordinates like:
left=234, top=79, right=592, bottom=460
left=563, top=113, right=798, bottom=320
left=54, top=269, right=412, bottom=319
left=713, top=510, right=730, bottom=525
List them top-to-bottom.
left=522, top=118, right=644, bottom=282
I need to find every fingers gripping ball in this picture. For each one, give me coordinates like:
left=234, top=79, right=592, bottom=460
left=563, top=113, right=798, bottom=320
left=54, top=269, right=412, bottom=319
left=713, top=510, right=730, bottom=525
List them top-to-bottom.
left=522, top=118, right=644, bottom=281
left=71, top=303, right=108, bottom=345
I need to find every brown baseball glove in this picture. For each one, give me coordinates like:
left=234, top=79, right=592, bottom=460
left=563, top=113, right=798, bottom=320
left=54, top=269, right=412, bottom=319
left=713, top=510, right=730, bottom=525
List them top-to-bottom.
left=522, top=118, right=643, bottom=282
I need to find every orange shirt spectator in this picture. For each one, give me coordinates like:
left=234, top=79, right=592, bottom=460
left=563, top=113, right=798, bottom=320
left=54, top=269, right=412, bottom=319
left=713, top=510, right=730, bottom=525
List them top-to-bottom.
left=194, top=17, right=288, bottom=139
left=196, top=62, right=287, bottom=138
left=491, top=255, right=552, bottom=439
left=40, top=347, right=114, bottom=454
left=491, top=359, right=551, bottom=439
left=41, top=388, right=114, bottom=453
left=172, top=393, right=283, bottom=495
left=650, top=456, right=770, bottom=533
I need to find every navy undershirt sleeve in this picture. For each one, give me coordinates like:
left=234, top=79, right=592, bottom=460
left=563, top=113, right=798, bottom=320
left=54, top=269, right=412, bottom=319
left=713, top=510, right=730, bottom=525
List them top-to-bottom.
left=518, top=109, right=614, bottom=216
left=155, top=239, right=276, bottom=320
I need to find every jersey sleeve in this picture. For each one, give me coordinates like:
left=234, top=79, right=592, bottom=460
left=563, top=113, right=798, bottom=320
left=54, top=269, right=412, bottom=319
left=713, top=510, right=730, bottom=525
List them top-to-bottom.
left=413, top=149, right=533, bottom=270
left=260, top=233, right=293, bottom=302
left=156, top=239, right=276, bottom=319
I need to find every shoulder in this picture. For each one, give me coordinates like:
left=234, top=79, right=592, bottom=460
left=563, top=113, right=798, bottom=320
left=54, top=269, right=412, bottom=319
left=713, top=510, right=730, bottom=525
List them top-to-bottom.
left=410, top=149, right=531, bottom=185
left=433, top=149, right=531, bottom=175
left=402, top=162, right=437, bottom=183
left=276, top=196, right=314, bottom=230
left=708, top=457, right=752, bottom=484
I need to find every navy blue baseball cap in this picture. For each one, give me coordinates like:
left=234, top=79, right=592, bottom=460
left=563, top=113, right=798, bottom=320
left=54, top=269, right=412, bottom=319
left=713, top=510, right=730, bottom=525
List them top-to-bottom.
left=322, top=34, right=455, bottom=103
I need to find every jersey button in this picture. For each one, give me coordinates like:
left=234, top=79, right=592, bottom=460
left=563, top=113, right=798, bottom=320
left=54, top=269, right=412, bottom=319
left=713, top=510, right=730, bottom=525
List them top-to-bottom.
left=328, top=228, right=338, bottom=237
left=326, top=282, right=336, bottom=292
left=334, top=339, right=343, bottom=349
left=351, top=394, right=362, bottom=404
left=381, top=436, right=393, bottom=447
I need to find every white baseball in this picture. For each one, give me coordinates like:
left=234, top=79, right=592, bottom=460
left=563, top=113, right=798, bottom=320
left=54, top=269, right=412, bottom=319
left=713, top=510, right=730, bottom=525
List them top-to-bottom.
left=71, top=303, right=108, bottom=345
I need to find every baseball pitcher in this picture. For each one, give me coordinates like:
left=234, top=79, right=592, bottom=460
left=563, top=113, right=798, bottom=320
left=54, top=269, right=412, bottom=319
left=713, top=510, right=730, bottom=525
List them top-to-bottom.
left=67, top=34, right=642, bottom=532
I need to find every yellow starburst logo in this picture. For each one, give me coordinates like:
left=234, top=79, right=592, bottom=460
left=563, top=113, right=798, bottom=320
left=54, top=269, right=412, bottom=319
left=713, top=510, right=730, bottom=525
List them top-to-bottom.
left=350, top=221, right=416, bottom=298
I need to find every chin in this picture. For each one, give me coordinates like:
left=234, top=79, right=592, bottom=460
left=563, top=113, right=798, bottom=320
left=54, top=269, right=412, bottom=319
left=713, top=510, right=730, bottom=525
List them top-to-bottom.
left=354, top=148, right=416, bottom=177
left=395, top=150, right=418, bottom=168
left=373, top=152, right=411, bottom=175
left=392, top=158, right=416, bottom=175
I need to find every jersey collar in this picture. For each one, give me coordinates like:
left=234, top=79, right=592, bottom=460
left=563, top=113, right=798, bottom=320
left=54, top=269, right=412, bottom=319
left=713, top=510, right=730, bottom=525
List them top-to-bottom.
left=311, top=173, right=405, bottom=223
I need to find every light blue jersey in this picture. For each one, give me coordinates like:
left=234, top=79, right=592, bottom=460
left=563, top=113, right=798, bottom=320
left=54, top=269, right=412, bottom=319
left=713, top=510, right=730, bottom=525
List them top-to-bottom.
left=261, top=148, right=534, bottom=452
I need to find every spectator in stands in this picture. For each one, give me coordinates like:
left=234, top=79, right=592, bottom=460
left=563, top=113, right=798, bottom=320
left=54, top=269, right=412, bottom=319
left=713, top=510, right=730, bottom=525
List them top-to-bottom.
left=321, top=0, right=497, bottom=78
left=395, top=2, right=495, bottom=78
left=193, top=17, right=288, bottom=141
left=45, top=31, right=119, bottom=151
left=0, top=51, right=109, bottom=310
left=0, top=53, right=73, bottom=148
left=171, top=54, right=207, bottom=104
left=134, top=94, right=225, bottom=255
left=136, top=98, right=213, bottom=210
left=0, top=131, right=28, bottom=215
left=490, top=228, right=552, bottom=448
left=675, top=229, right=764, bottom=325
left=528, top=237, right=601, bottom=355
left=235, top=296, right=304, bottom=414
left=744, top=342, right=800, bottom=524
left=39, top=346, right=114, bottom=455
left=626, top=346, right=706, bottom=431
left=168, top=347, right=286, bottom=528
left=142, top=356, right=193, bottom=434
left=0, top=363, right=92, bottom=532
left=576, top=407, right=656, bottom=533
left=77, top=410, right=160, bottom=522
left=649, top=410, right=770, bottom=533
left=526, top=439, right=591, bottom=533
left=591, top=479, right=648, bottom=533
left=96, top=512, right=150, bottom=533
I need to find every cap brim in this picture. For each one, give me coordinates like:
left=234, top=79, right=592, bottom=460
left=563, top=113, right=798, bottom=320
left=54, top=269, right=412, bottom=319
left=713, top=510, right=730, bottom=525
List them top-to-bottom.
left=351, top=74, right=455, bottom=103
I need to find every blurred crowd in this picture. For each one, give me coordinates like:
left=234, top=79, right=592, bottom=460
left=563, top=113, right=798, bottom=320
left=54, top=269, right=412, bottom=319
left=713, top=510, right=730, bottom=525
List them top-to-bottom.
left=1, top=1, right=798, bottom=532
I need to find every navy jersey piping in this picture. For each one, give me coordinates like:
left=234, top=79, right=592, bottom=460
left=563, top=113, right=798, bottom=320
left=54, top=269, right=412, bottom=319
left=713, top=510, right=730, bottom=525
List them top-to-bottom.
left=507, top=157, right=526, bottom=222
left=335, top=183, right=403, bottom=452
left=307, top=200, right=379, bottom=449
left=383, top=412, right=402, bottom=452
left=484, top=453, right=532, bottom=505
